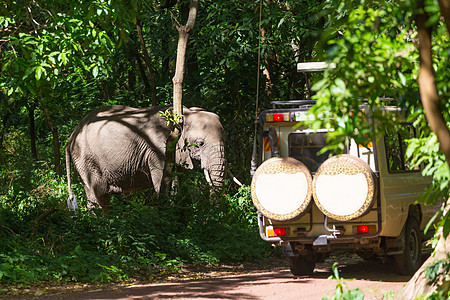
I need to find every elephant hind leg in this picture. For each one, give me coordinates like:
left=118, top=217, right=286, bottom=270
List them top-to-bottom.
left=84, top=183, right=111, bottom=211
left=85, top=192, right=111, bottom=211
left=96, top=194, right=111, bottom=210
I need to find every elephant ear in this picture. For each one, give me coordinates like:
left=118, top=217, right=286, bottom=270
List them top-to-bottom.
left=176, top=136, right=193, bottom=169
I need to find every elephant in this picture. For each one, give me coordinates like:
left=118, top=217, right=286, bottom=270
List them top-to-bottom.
left=65, top=105, right=226, bottom=210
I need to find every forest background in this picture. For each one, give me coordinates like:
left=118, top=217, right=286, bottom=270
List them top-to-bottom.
left=0, top=0, right=448, bottom=296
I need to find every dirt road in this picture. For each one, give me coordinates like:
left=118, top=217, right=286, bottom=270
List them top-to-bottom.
left=27, top=257, right=410, bottom=300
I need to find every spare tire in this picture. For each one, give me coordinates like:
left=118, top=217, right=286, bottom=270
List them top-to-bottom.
left=312, top=154, right=376, bottom=221
left=251, top=157, right=313, bottom=221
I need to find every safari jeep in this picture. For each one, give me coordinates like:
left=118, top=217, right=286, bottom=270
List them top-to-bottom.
left=250, top=62, right=437, bottom=276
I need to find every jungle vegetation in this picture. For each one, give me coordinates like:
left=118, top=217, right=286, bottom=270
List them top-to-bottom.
left=0, top=0, right=448, bottom=297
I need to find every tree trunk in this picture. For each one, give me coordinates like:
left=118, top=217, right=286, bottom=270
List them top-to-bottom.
left=160, top=0, right=199, bottom=196
left=172, top=0, right=198, bottom=116
left=416, top=0, right=450, bottom=165
left=438, top=0, right=450, bottom=34
left=181, top=1, right=200, bottom=98
left=399, top=3, right=450, bottom=297
left=259, top=5, right=280, bottom=102
left=136, top=19, right=157, bottom=106
left=162, top=38, right=170, bottom=84
left=128, top=44, right=136, bottom=91
left=187, top=49, right=200, bottom=97
left=136, top=52, right=152, bottom=92
left=28, top=103, right=38, bottom=160
left=42, top=105, right=62, bottom=176
left=0, top=110, right=10, bottom=152
left=159, top=124, right=179, bottom=196
left=399, top=206, right=450, bottom=299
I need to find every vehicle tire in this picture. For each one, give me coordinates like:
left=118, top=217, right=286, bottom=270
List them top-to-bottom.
left=394, top=217, right=422, bottom=275
left=287, top=255, right=315, bottom=277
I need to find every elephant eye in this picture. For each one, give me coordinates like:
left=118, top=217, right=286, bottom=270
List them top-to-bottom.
left=196, top=140, right=205, bottom=147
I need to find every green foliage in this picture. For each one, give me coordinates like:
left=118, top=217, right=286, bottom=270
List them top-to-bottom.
left=1, top=0, right=326, bottom=185
left=307, top=0, right=449, bottom=235
left=0, top=1, right=118, bottom=99
left=308, top=1, right=421, bottom=152
left=306, top=2, right=449, bottom=297
left=159, top=109, right=183, bottom=127
left=407, top=133, right=449, bottom=206
left=0, top=162, right=270, bottom=286
left=224, top=185, right=258, bottom=225
left=322, top=262, right=365, bottom=300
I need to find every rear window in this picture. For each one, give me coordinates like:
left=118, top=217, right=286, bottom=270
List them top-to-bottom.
left=289, top=132, right=330, bottom=172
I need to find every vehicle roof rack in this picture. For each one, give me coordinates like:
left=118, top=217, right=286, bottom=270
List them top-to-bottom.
left=297, top=62, right=336, bottom=72
left=270, top=100, right=316, bottom=106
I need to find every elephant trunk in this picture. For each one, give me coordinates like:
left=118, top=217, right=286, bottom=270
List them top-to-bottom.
left=204, top=143, right=226, bottom=187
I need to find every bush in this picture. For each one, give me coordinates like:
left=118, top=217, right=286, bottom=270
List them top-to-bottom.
left=0, top=165, right=271, bottom=286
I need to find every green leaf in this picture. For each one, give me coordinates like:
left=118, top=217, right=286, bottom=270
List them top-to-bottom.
left=60, top=52, right=67, bottom=65
left=92, top=65, right=99, bottom=78
left=35, top=66, right=43, bottom=80
left=398, top=72, right=406, bottom=86
left=334, top=78, right=346, bottom=92
left=424, top=211, right=439, bottom=234
left=443, top=213, right=450, bottom=238
left=332, top=262, right=340, bottom=279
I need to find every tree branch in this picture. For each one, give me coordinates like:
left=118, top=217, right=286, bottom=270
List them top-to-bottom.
left=161, top=0, right=199, bottom=196
left=172, top=0, right=199, bottom=117
left=185, top=0, right=198, bottom=31
left=416, top=0, right=450, bottom=165
left=438, top=0, right=450, bottom=34
left=136, top=19, right=157, bottom=106
left=136, top=52, right=152, bottom=91
left=28, top=102, right=38, bottom=160
left=42, top=105, right=62, bottom=176
left=0, top=109, right=11, bottom=151
left=30, top=208, right=56, bottom=238
left=0, top=225, right=15, bottom=235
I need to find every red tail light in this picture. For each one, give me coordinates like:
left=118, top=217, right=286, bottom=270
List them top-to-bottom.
left=273, top=114, right=285, bottom=122
left=357, top=225, right=369, bottom=233
left=274, top=228, right=286, bottom=236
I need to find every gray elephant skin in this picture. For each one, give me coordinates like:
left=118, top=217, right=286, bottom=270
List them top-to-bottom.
left=66, top=105, right=226, bottom=210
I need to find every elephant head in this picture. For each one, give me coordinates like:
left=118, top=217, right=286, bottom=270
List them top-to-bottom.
left=176, top=107, right=226, bottom=188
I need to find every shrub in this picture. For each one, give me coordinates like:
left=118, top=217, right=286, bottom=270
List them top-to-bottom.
left=0, top=165, right=272, bottom=286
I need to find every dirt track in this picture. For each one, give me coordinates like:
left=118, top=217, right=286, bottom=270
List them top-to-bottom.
left=17, top=257, right=412, bottom=300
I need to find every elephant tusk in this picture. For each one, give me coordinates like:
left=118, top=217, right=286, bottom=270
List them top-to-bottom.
left=204, top=169, right=213, bottom=186
left=227, top=169, right=243, bottom=187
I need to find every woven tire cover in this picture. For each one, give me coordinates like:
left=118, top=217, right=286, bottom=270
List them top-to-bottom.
left=312, top=154, right=375, bottom=221
left=251, top=157, right=313, bottom=221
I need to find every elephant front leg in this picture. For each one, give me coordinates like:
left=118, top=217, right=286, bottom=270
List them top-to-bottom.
left=147, top=157, right=164, bottom=194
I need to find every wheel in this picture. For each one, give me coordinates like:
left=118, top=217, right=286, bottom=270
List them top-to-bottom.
left=394, top=217, right=422, bottom=275
left=287, top=255, right=315, bottom=276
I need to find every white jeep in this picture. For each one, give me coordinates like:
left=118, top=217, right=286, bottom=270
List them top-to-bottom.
left=250, top=62, right=437, bottom=276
